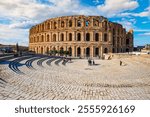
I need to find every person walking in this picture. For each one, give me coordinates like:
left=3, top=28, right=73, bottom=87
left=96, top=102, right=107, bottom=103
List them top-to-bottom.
left=93, top=60, right=95, bottom=65
left=120, top=60, right=122, bottom=66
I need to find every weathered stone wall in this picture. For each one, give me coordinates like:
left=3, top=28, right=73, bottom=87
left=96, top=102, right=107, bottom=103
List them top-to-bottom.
left=29, top=15, right=133, bottom=58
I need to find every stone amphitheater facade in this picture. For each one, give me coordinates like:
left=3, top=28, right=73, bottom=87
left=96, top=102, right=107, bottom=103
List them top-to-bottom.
left=29, top=15, right=133, bottom=58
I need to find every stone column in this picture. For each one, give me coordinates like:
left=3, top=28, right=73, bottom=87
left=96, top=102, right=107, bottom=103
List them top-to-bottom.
left=73, top=18, right=76, bottom=28
left=91, top=31, right=94, bottom=41
left=100, top=32, right=103, bottom=41
left=109, top=32, right=112, bottom=42
left=72, top=46, right=76, bottom=57
left=91, top=46, right=94, bottom=58
left=100, top=46, right=103, bottom=58
left=81, top=47, right=84, bottom=58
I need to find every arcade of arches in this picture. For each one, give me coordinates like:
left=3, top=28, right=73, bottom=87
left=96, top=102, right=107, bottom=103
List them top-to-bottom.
left=29, top=15, right=134, bottom=58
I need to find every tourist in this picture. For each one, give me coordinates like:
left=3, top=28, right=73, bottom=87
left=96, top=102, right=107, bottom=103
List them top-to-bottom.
left=93, top=60, right=95, bottom=65
left=120, top=60, right=122, bottom=66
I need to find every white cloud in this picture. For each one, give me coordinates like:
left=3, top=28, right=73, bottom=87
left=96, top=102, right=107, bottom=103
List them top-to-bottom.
left=93, top=0, right=100, bottom=4
left=97, top=0, right=139, bottom=17
left=116, top=6, right=150, bottom=18
left=115, top=18, right=136, bottom=31
left=0, top=24, right=28, bottom=46
left=139, top=32, right=150, bottom=36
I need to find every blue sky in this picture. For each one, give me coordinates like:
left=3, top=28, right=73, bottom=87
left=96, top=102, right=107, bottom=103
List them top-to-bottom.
left=0, top=0, right=149, bottom=46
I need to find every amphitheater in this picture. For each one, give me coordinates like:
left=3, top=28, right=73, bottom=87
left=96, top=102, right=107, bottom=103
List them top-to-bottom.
left=29, top=15, right=133, bottom=58
left=0, top=53, right=150, bottom=100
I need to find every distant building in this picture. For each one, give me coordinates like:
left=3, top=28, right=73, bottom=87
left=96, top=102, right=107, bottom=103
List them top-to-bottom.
left=29, top=15, right=134, bottom=57
left=141, top=44, right=150, bottom=52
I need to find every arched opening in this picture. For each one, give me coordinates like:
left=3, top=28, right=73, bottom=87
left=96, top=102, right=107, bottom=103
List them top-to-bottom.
left=93, top=19, right=99, bottom=26
left=69, top=20, right=72, bottom=27
left=77, top=20, right=81, bottom=27
left=85, top=20, right=89, bottom=26
left=61, top=21, right=65, bottom=27
left=104, top=21, right=107, bottom=31
left=47, top=22, right=50, bottom=29
left=54, top=22, right=57, bottom=29
left=60, top=33, right=64, bottom=41
left=69, top=33, right=72, bottom=41
left=77, top=33, right=81, bottom=41
left=86, top=33, right=90, bottom=41
left=95, top=33, right=99, bottom=41
left=104, top=33, right=107, bottom=42
left=53, top=34, right=56, bottom=42
left=41, top=35, right=44, bottom=42
left=47, top=35, right=49, bottom=42
left=37, top=36, right=39, bottom=42
left=126, top=39, right=129, bottom=45
left=41, top=47, right=43, bottom=54
left=46, top=47, right=49, bottom=54
left=52, top=47, right=56, bottom=50
left=59, top=47, right=64, bottom=56
left=68, top=47, right=72, bottom=56
left=77, top=47, right=81, bottom=57
left=86, top=47, right=90, bottom=57
left=36, top=48, right=38, bottom=54
left=95, top=48, right=99, bottom=57
left=104, top=48, right=108, bottom=53
left=113, top=48, right=115, bottom=53
left=126, top=48, right=129, bottom=52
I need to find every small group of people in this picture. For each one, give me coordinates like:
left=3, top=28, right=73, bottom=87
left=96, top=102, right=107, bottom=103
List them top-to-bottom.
left=88, top=58, right=95, bottom=66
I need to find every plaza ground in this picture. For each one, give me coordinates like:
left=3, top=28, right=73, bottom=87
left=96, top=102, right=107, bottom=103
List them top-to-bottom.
left=0, top=54, right=150, bottom=100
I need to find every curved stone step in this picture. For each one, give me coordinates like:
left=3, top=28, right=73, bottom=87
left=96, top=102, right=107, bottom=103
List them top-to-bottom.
left=8, top=55, right=33, bottom=74
left=36, top=57, right=50, bottom=67
left=46, top=58, right=58, bottom=66
left=54, top=58, right=63, bottom=66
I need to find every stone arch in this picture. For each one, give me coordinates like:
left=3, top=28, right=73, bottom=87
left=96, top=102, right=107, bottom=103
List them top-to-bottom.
left=68, top=20, right=72, bottom=27
left=77, top=20, right=81, bottom=27
left=54, top=21, right=57, bottom=29
left=60, top=33, right=64, bottom=41
left=69, top=33, right=72, bottom=41
left=77, top=33, right=81, bottom=41
left=86, top=33, right=90, bottom=41
left=95, top=33, right=99, bottom=41
left=104, top=33, right=108, bottom=42
left=47, top=34, right=50, bottom=42
left=53, top=34, right=56, bottom=42
left=41, top=35, right=44, bottom=42
left=37, top=36, right=39, bottom=42
left=126, top=39, right=129, bottom=45
left=41, top=47, right=44, bottom=54
left=46, top=47, right=49, bottom=52
left=68, top=47, right=72, bottom=56
left=77, top=47, right=81, bottom=57
left=86, top=47, right=90, bottom=57
left=95, top=47, right=99, bottom=56
left=104, top=48, right=108, bottom=53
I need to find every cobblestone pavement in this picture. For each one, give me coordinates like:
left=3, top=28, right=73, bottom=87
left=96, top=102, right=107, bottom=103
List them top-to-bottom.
left=0, top=54, right=150, bottom=100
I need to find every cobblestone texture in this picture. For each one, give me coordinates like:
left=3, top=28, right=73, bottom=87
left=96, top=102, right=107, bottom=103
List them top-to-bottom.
left=0, top=54, right=150, bottom=100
